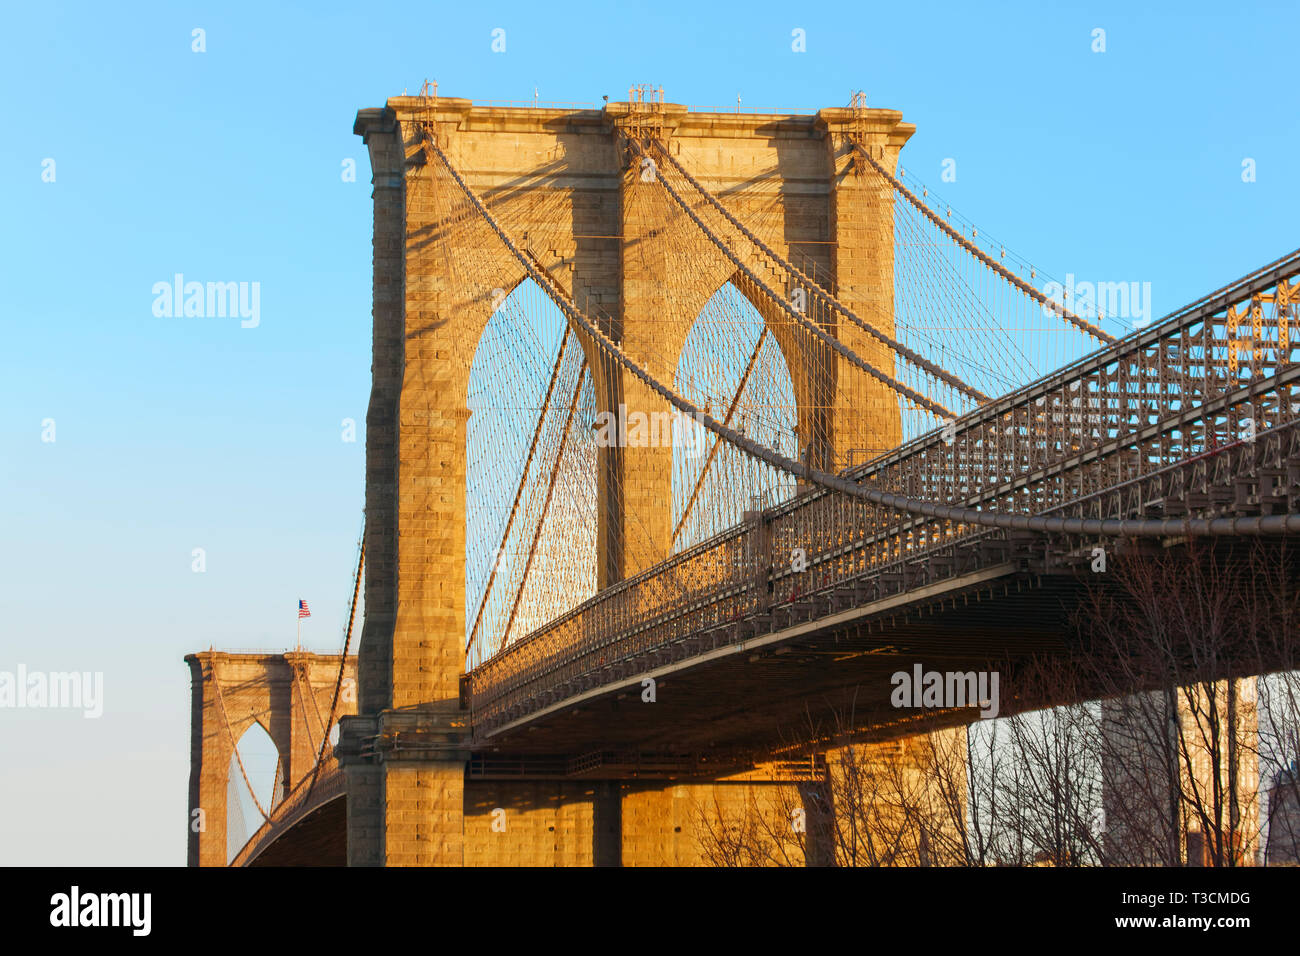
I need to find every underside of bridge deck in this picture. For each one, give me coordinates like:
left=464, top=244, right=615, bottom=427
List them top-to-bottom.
left=471, top=536, right=1300, bottom=767
left=474, top=565, right=1075, bottom=760
left=247, top=796, right=348, bottom=867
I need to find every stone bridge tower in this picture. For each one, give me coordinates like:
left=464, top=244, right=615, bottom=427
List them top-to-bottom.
left=339, top=96, right=915, bottom=866
left=185, top=651, right=358, bottom=867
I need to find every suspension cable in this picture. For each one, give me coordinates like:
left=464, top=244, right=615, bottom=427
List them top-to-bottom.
left=420, top=124, right=1300, bottom=537
left=851, top=143, right=1116, bottom=345
left=466, top=327, right=574, bottom=653
left=306, top=535, right=364, bottom=798
left=211, top=672, right=271, bottom=822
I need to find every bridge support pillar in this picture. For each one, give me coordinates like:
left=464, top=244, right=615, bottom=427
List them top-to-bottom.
left=344, top=102, right=487, bottom=867
left=817, top=108, right=914, bottom=466
left=608, top=117, right=687, bottom=582
left=185, top=655, right=235, bottom=868
left=337, top=704, right=471, bottom=866
left=341, top=760, right=467, bottom=867
left=341, top=760, right=384, bottom=867
left=381, top=761, right=467, bottom=866
left=798, top=778, right=836, bottom=867
left=593, top=781, right=623, bottom=866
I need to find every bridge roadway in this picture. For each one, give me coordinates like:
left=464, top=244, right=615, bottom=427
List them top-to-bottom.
left=464, top=250, right=1300, bottom=762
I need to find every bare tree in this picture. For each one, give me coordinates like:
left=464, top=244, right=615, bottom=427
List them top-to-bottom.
left=1074, top=539, right=1279, bottom=866
left=1237, top=539, right=1300, bottom=863
left=998, top=658, right=1106, bottom=866
left=692, top=710, right=977, bottom=867
left=694, top=786, right=803, bottom=867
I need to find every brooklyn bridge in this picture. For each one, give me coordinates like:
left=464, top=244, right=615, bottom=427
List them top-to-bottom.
left=187, top=90, right=1300, bottom=867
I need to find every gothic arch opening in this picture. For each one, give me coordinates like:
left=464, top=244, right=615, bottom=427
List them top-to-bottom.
left=465, top=278, right=598, bottom=670
left=672, top=281, right=800, bottom=551
left=226, top=720, right=283, bottom=864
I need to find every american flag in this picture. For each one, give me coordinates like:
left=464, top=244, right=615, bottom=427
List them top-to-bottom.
left=298, top=599, right=311, bottom=619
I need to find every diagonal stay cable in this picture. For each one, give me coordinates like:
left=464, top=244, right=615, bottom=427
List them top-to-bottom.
left=421, top=126, right=1300, bottom=537
left=646, top=137, right=990, bottom=403
left=851, top=142, right=1116, bottom=346
left=497, top=352, right=589, bottom=656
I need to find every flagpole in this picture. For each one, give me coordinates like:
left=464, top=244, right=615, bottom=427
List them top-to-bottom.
left=297, top=600, right=301, bottom=651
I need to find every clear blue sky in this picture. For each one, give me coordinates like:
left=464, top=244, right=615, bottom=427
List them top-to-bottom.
left=1, top=0, right=1296, bottom=865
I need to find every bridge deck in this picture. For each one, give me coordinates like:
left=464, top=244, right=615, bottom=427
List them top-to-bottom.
left=466, top=251, right=1300, bottom=754
left=230, top=761, right=347, bottom=867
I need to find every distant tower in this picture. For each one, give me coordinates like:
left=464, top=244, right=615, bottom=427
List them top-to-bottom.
left=1102, top=678, right=1259, bottom=866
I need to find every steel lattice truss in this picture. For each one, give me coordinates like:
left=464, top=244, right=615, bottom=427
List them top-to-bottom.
left=468, top=250, right=1300, bottom=734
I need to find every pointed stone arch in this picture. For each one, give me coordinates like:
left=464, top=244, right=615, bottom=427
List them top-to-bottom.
left=681, top=271, right=824, bottom=457
left=465, top=276, right=600, bottom=667
left=671, top=279, right=802, bottom=550
left=226, top=719, right=282, bottom=862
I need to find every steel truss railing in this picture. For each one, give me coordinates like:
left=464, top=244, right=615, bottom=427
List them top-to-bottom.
left=467, top=250, right=1300, bottom=733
